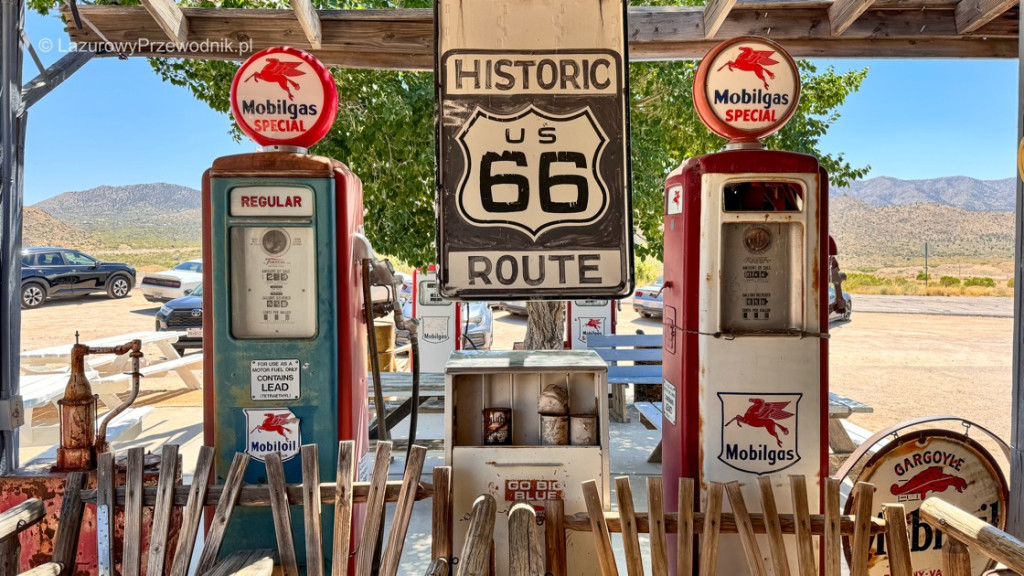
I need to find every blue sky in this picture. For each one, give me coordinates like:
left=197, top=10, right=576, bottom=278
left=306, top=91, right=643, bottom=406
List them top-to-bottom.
left=21, top=10, right=1020, bottom=206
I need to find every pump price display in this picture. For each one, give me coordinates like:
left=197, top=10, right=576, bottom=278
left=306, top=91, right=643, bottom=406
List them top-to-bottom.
left=436, top=0, right=632, bottom=300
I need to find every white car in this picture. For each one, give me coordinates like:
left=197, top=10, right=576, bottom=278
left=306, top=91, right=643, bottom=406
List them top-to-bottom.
left=141, top=259, right=203, bottom=302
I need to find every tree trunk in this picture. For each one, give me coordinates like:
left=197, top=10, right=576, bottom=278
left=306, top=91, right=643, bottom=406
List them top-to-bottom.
left=524, top=301, right=565, bottom=350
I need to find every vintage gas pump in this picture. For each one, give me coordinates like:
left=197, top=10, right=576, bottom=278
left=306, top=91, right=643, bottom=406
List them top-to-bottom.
left=661, top=37, right=829, bottom=575
left=202, top=46, right=368, bottom=563
left=412, top=266, right=461, bottom=373
left=566, top=300, right=616, bottom=349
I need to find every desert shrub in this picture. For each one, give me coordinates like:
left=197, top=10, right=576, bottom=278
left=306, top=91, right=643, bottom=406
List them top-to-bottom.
left=916, top=271, right=930, bottom=281
left=845, top=273, right=885, bottom=289
left=939, top=276, right=961, bottom=287
left=963, top=277, right=996, bottom=288
left=1010, top=278, right=1015, bottom=288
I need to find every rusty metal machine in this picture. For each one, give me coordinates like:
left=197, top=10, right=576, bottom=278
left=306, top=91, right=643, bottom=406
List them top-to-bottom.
left=53, top=333, right=143, bottom=471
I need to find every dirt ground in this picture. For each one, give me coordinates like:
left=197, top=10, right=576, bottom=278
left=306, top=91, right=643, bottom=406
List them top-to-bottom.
left=16, top=291, right=1015, bottom=465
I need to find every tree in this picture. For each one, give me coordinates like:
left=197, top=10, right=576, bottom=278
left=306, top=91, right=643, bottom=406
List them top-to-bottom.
left=31, top=0, right=869, bottom=349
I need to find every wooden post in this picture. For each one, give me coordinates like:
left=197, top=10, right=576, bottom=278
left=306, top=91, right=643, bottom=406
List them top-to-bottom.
left=333, top=441, right=355, bottom=576
left=355, top=441, right=393, bottom=576
left=146, top=444, right=180, bottom=576
left=301, top=445, right=325, bottom=576
left=381, top=445, right=428, bottom=576
left=170, top=446, right=214, bottom=576
left=123, top=447, right=145, bottom=576
left=266, top=451, right=299, bottom=576
left=197, top=452, right=251, bottom=574
left=96, top=453, right=115, bottom=576
left=432, top=466, right=453, bottom=566
left=788, top=475, right=816, bottom=576
left=615, top=476, right=645, bottom=576
left=757, top=476, right=790, bottom=576
left=647, top=477, right=668, bottom=576
left=677, top=478, right=695, bottom=576
left=824, top=478, right=843, bottom=576
left=582, top=479, right=618, bottom=576
left=725, top=481, right=768, bottom=576
left=849, top=482, right=876, bottom=576
left=699, top=483, right=724, bottom=576
left=458, top=494, right=496, bottom=576
left=920, top=497, right=1024, bottom=573
left=544, top=498, right=567, bottom=576
left=509, top=502, right=544, bottom=576
left=882, top=505, right=913, bottom=576
left=943, top=538, right=972, bottom=576
left=424, top=558, right=450, bottom=576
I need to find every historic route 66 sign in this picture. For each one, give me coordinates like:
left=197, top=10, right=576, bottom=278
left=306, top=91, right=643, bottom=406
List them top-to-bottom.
left=436, top=0, right=632, bottom=300
left=457, top=106, right=608, bottom=238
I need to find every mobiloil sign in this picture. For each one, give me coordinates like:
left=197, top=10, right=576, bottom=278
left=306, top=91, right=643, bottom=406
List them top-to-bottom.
left=661, top=37, right=829, bottom=575
left=202, top=46, right=369, bottom=566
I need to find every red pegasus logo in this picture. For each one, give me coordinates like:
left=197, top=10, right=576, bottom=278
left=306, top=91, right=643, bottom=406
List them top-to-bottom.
left=716, top=47, right=779, bottom=89
left=245, top=58, right=305, bottom=101
left=672, top=189, right=681, bottom=206
left=585, top=318, right=602, bottom=330
left=725, top=398, right=793, bottom=447
left=251, top=412, right=298, bottom=438
left=890, top=466, right=968, bottom=499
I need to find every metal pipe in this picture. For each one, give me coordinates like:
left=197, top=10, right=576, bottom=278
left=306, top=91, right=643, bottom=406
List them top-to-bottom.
left=94, top=339, right=143, bottom=454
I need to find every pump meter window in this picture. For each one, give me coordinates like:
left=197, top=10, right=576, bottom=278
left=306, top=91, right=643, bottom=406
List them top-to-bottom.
left=723, top=181, right=803, bottom=212
left=230, top=225, right=317, bottom=338
left=418, top=279, right=451, bottom=307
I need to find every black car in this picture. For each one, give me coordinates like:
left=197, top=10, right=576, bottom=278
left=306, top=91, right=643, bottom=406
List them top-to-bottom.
left=20, top=246, right=136, bottom=309
left=154, top=283, right=204, bottom=355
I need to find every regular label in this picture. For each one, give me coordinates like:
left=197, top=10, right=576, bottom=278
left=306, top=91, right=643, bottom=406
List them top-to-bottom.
left=250, top=358, right=301, bottom=400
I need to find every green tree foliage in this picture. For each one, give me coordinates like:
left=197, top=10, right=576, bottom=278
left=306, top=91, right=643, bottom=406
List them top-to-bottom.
left=28, top=0, right=869, bottom=268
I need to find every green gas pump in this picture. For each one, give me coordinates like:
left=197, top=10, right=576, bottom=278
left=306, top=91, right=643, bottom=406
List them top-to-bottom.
left=201, top=46, right=369, bottom=566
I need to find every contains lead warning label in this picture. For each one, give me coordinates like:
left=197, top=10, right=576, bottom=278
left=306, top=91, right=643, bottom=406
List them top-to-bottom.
left=250, top=358, right=301, bottom=400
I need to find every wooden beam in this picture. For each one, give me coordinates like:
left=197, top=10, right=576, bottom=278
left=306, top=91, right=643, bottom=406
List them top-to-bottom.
left=141, top=0, right=188, bottom=43
left=290, top=0, right=322, bottom=49
left=704, top=0, right=739, bottom=38
left=829, top=0, right=877, bottom=36
left=956, top=0, right=1017, bottom=33
left=60, top=4, right=1020, bottom=71
left=19, top=49, right=94, bottom=116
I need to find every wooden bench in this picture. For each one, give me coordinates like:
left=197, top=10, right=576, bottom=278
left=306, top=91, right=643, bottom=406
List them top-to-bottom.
left=585, top=334, right=662, bottom=423
left=92, top=352, right=204, bottom=401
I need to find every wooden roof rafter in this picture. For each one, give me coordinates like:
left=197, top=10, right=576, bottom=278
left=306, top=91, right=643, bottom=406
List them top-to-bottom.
left=60, top=0, right=1020, bottom=71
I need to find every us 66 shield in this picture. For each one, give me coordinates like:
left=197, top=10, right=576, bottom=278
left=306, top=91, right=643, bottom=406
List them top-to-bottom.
left=436, top=0, right=632, bottom=301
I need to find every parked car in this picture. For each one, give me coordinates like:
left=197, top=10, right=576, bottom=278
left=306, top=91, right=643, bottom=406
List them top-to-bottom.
left=20, top=246, right=136, bottom=309
left=141, top=259, right=203, bottom=302
left=396, top=272, right=412, bottom=305
left=632, top=276, right=664, bottom=318
left=154, top=283, right=204, bottom=355
left=829, top=285, right=853, bottom=323
left=395, top=300, right=494, bottom=350
left=496, top=301, right=528, bottom=316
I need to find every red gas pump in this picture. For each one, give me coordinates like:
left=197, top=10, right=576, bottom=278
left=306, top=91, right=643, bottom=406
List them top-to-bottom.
left=662, top=37, right=829, bottom=575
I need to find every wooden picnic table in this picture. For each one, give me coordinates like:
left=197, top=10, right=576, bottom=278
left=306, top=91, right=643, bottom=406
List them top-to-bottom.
left=18, top=331, right=203, bottom=446
left=369, top=372, right=444, bottom=448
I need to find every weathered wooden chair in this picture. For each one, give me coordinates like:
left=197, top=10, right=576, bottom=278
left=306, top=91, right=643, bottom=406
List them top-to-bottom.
left=32, top=440, right=483, bottom=576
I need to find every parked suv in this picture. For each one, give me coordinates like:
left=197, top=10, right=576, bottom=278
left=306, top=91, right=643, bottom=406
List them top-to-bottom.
left=20, top=247, right=136, bottom=309
left=154, top=283, right=204, bottom=355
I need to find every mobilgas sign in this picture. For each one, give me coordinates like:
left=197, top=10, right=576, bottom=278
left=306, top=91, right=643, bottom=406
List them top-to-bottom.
left=435, top=0, right=633, bottom=300
left=693, top=36, right=800, bottom=143
left=230, top=46, right=339, bottom=149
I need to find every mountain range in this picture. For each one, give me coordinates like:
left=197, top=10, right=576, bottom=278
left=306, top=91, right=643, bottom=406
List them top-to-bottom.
left=21, top=176, right=1019, bottom=269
